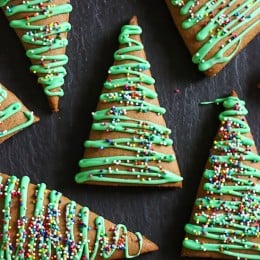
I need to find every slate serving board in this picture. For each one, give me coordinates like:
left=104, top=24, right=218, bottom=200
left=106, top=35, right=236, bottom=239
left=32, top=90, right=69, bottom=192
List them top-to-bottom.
left=0, top=1, right=259, bottom=260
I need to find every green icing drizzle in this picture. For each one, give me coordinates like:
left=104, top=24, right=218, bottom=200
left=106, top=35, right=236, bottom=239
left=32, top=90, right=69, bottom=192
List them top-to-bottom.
left=0, top=0, right=72, bottom=97
left=171, top=0, right=260, bottom=72
left=75, top=23, right=182, bottom=185
left=0, top=84, right=34, bottom=139
left=183, top=95, right=260, bottom=259
left=0, top=174, right=143, bottom=259
left=0, top=175, right=16, bottom=260
left=15, top=176, right=29, bottom=259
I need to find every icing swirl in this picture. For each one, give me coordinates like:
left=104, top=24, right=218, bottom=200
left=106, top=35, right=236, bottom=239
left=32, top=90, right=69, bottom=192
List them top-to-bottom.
left=0, top=0, right=72, bottom=97
left=171, top=0, right=260, bottom=72
left=75, top=24, right=182, bottom=185
left=0, top=84, right=34, bottom=138
left=183, top=95, right=260, bottom=259
left=0, top=174, right=143, bottom=259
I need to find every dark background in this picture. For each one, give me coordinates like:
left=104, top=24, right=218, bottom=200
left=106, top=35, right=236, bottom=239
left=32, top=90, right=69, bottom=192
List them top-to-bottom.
left=0, top=1, right=259, bottom=259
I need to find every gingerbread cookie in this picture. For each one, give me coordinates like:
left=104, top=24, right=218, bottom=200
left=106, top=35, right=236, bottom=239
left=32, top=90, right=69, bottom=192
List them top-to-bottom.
left=0, top=0, right=73, bottom=112
left=166, top=0, right=260, bottom=76
left=75, top=16, right=183, bottom=187
left=0, top=82, right=39, bottom=144
left=182, top=91, right=260, bottom=259
left=0, top=172, right=158, bottom=259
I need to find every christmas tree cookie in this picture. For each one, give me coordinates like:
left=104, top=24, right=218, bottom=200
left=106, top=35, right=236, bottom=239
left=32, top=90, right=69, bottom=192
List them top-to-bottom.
left=0, top=0, right=73, bottom=112
left=166, top=0, right=260, bottom=76
left=75, top=16, right=183, bottom=187
left=0, top=82, right=39, bottom=144
left=182, top=91, right=260, bottom=259
left=0, top=172, right=158, bottom=259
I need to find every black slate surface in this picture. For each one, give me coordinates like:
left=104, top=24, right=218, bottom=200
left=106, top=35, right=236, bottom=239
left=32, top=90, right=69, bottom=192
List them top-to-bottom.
left=0, top=1, right=259, bottom=260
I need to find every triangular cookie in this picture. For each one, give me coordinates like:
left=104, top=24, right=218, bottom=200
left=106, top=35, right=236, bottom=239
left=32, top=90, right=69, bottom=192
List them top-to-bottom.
left=0, top=0, right=73, bottom=112
left=166, top=0, right=260, bottom=76
left=75, top=16, right=182, bottom=187
left=0, top=82, right=39, bottom=144
left=182, top=91, right=260, bottom=259
left=0, top=172, right=158, bottom=259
